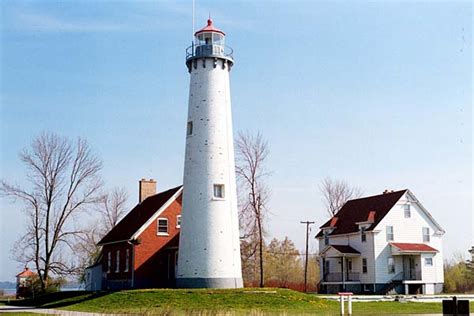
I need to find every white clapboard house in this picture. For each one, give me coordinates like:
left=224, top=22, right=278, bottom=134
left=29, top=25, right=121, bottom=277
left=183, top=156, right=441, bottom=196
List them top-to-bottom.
left=316, top=189, right=445, bottom=295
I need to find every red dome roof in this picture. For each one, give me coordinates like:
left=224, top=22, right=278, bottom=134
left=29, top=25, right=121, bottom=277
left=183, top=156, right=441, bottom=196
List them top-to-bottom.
left=195, top=19, right=225, bottom=36
left=16, top=267, right=36, bottom=278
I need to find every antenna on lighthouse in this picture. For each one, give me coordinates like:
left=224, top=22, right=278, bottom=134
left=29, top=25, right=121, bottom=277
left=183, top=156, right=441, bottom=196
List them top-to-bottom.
left=192, top=0, right=195, bottom=41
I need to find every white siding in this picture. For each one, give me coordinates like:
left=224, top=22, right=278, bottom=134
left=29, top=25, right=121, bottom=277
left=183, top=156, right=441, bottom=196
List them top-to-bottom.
left=373, top=192, right=444, bottom=284
left=318, top=232, right=376, bottom=283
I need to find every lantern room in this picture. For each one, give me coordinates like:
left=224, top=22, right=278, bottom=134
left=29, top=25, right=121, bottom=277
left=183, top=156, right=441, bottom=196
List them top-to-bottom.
left=186, top=19, right=233, bottom=68
left=195, top=19, right=225, bottom=46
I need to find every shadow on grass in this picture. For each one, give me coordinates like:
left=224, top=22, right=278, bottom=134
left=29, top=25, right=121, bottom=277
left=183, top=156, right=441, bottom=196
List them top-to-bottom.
left=8, top=290, right=111, bottom=309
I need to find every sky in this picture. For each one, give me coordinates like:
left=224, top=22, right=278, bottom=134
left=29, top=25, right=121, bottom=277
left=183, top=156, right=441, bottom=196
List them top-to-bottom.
left=0, top=0, right=472, bottom=282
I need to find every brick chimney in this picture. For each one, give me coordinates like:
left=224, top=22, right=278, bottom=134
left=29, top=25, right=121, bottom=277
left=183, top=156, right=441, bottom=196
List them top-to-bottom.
left=139, top=178, right=156, bottom=203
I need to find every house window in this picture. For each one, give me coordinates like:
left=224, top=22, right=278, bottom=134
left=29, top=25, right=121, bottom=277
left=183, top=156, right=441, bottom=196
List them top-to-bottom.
left=187, top=121, right=193, bottom=136
left=213, top=184, right=225, bottom=199
left=404, top=204, right=411, bottom=218
left=176, top=215, right=181, bottom=228
left=157, top=218, right=169, bottom=235
left=386, top=226, right=394, bottom=241
left=361, top=227, right=367, bottom=242
left=423, top=227, right=430, bottom=242
left=324, top=232, right=329, bottom=245
left=124, top=249, right=130, bottom=272
left=115, top=250, right=120, bottom=273
left=107, top=251, right=111, bottom=273
left=388, top=257, right=395, bottom=273
left=425, top=257, right=433, bottom=266
left=362, top=258, right=368, bottom=273
left=347, top=259, right=353, bottom=271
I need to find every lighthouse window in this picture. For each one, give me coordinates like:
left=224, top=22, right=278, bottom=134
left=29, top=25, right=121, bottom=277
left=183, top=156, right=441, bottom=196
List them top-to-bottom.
left=187, top=121, right=193, bottom=136
left=213, top=184, right=225, bottom=199
left=176, top=215, right=181, bottom=228
left=157, top=218, right=169, bottom=235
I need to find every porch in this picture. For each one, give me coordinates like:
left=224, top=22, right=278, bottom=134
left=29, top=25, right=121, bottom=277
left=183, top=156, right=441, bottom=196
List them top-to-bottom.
left=389, top=242, right=439, bottom=294
left=320, top=245, right=361, bottom=287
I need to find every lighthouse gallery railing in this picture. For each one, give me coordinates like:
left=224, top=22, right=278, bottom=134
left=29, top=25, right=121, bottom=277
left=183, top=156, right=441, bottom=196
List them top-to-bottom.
left=186, top=44, right=234, bottom=61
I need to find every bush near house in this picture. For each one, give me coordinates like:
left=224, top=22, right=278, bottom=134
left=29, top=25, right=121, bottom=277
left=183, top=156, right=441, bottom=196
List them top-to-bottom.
left=444, top=255, right=474, bottom=293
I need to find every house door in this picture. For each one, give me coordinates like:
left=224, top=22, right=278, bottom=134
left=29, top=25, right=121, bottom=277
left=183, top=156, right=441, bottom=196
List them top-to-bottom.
left=409, top=257, right=416, bottom=280
left=346, top=258, right=353, bottom=281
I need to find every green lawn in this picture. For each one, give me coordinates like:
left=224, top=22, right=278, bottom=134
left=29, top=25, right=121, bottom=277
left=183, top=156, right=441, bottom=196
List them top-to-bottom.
left=9, top=288, right=474, bottom=315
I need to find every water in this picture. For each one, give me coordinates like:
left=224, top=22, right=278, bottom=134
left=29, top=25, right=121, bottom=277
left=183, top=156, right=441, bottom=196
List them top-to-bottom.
left=1, top=286, right=84, bottom=297
left=1, top=288, right=15, bottom=296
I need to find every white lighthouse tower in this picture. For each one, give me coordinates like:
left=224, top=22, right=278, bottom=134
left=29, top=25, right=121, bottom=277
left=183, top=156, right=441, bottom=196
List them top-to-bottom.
left=176, top=19, right=243, bottom=288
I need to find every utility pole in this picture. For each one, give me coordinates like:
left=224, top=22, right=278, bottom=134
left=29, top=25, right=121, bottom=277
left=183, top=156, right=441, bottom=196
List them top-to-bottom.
left=301, top=221, right=315, bottom=292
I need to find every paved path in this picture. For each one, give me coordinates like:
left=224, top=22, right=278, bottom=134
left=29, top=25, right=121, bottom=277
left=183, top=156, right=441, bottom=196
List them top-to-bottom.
left=320, top=294, right=474, bottom=303
left=0, top=305, right=125, bottom=315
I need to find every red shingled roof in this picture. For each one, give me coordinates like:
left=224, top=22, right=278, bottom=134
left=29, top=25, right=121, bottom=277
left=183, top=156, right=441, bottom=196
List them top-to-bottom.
left=195, top=19, right=225, bottom=36
left=98, top=186, right=182, bottom=245
left=317, top=189, right=407, bottom=237
left=391, top=242, right=438, bottom=252
left=16, top=267, right=35, bottom=278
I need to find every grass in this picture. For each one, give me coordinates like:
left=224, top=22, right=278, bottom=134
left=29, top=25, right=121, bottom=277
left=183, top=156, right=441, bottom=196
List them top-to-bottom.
left=8, top=288, right=474, bottom=315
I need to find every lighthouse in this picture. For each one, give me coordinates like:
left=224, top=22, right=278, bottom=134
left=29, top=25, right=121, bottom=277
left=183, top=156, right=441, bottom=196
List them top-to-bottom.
left=176, top=19, right=243, bottom=288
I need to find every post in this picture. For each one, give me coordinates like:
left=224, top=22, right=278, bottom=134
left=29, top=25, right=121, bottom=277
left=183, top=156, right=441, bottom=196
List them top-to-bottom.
left=300, top=221, right=315, bottom=292
left=338, top=292, right=353, bottom=316
left=453, top=296, right=458, bottom=316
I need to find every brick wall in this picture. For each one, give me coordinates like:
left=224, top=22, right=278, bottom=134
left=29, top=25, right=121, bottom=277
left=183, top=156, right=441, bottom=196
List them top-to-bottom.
left=102, top=193, right=182, bottom=289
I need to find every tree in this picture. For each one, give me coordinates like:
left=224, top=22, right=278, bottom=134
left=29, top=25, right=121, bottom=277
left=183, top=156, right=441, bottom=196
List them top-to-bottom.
left=1, top=132, right=102, bottom=292
left=235, top=132, right=270, bottom=288
left=320, top=177, right=363, bottom=217
left=75, top=187, right=128, bottom=275
left=96, top=187, right=128, bottom=235
left=265, top=237, right=303, bottom=288
left=443, top=253, right=474, bottom=293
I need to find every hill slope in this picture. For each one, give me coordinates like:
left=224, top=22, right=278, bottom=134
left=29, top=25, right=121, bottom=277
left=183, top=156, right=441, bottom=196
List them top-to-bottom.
left=11, top=288, right=449, bottom=315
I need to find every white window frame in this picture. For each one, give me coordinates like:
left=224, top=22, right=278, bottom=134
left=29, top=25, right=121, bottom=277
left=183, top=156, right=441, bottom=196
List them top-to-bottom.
left=213, top=184, right=225, bottom=199
left=404, top=204, right=411, bottom=218
left=176, top=215, right=181, bottom=228
left=157, top=218, right=169, bottom=236
left=386, top=225, right=394, bottom=241
left=423, top=227, right=430, bottom=242
left=361, top=228, right=367, bottom=243
left=324, top=232, right=329, bottom=246
left=124, top=249, right=130, bottom=272
left=115, top=250, right=120, bottom=273
left=107, top=251, right=111, bottom=273
left=388, top=257, right=395, bottom=274
left=425, top=257, right=433, bottom=266
left=362, top=258, right=368, bottom=274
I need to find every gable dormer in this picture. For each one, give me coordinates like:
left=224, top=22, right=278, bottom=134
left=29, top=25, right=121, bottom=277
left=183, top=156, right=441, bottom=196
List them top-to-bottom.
left=355, top=210, right=376, bottom=230
left=320, top=216, right=338, bottom=235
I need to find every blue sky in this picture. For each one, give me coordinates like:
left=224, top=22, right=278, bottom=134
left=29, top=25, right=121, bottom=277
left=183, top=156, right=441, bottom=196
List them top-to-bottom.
left=0, top=1, right=472, bottom=282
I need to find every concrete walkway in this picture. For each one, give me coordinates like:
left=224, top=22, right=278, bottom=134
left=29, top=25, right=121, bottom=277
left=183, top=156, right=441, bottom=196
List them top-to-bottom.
left=319, top=293, right=474, bottom=303
left=0, top=305, right=127, bottom=315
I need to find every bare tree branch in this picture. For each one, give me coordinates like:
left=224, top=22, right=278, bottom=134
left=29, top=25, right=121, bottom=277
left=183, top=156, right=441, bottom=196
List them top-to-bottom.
left=235, top=131, right=270, bottom=288
left=1, top=132, right=103, bottom=292
left=320, top=177, right=363, bottom=217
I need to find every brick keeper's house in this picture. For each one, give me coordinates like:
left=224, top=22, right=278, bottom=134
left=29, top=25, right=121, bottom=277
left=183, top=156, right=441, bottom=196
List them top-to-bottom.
left=85, top=180, right=183, bottom=290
